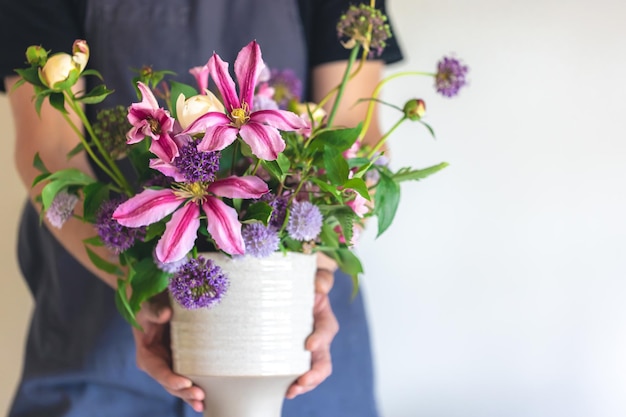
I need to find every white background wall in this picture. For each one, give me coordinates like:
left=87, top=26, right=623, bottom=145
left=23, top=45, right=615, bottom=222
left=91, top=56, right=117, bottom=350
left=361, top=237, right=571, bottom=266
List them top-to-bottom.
left=1, top=0, right=625, bottom=416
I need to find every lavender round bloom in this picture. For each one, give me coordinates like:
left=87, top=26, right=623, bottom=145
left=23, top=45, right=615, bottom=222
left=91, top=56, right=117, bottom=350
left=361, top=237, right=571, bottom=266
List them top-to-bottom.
left=435, top=57, right=469, bottom=97
left=268, top=68, right=302, bottom=109
left=173, top=141, right=221, bottom=183
left=46, top=190, right=79, bottom=229
left=95, top=198, right=146, bottom=254
left=287, top=200, right=323, bottom=241
left=242, top=223, right=280, bottom=258
left=169, top=256, right=229, bottom=309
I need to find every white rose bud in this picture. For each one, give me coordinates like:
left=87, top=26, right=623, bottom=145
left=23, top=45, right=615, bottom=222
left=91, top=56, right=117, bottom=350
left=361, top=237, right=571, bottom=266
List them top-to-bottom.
left=40, top=39, right=90, bottom=90
left=176, top=90, right=225, bottom=129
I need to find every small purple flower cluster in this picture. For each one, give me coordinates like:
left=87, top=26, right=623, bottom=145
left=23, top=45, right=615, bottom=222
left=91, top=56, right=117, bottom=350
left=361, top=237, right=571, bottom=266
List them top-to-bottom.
left=337, top=4, right=392, bottom=57
left=435, top=57, right=469, bottom=98
left=268, top=69, right=302, bottom=109
left=173, top=141, right=221, bottom=183
left=46, top=190, right=79, bottom=229
left=96, top=199, right=146, bottom=254
left=287, top=200, right=323, bottom=241
left=242, top=223, right=280, bottom=258
left=169, top=256, right=229, bottom=309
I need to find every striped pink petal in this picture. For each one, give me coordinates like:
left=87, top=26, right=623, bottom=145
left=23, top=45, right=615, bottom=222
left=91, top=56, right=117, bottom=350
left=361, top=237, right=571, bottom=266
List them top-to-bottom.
left=234, top=41, right=263, bottom=108
left=208, top=52, right=239, bottom=112
left=249, top=109, right=309, bottom=131
left=180, top=111, right=230, bottom=136
left=239, top=121, right=285, bottom=160
left=197, top=124, right=239, bottom=153
left=149, top=133, right=179, bottom=163
left=148, top=159, right=185, bottom=182
left=208, top=176, right=269, bottom=199
left=113, top=188, right=182, bottom=227
left=202, top=197, right=245, bottom=255
left=156, top=202, right=200, bottom=263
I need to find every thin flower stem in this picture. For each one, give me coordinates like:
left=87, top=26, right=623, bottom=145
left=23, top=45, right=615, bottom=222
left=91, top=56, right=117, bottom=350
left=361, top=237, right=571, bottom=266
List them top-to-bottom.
left=325, top=46, right=361, bottom=128
left=358, top=71, right=435, bottom=143
left=65, top=92, right=133, bottom=195
left=367, top=115, right=406, bottom=159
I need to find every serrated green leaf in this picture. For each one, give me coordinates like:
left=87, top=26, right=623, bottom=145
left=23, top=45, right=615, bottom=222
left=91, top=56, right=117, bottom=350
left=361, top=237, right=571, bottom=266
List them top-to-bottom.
left=169, top=81, right=199, bottom=117
left=49, top=92, right=67, bottom=113
left=307, top=124, right=362, bottom=155
left=323, top=146, right=349, bottom=186
left=392, top=162, right=449, bottom=183
left=374, top=172, right=401, bottom=238
left=343, top=177, right=371, bottom=200
left=82, top=182, right=110, bottom=223
left=241, top=202, right=272, bottom=225
left=329, top=206, right=356, bottom=245
left=85, top=246, right=124, bottom=276
left=128, top=258, right=170, bottom=312
left=115, top=279, right=140, bottom=329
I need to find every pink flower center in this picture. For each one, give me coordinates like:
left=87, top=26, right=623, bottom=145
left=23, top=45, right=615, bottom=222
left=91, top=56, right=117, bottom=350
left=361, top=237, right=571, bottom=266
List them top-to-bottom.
left=148, top=117, right=161, bottom=134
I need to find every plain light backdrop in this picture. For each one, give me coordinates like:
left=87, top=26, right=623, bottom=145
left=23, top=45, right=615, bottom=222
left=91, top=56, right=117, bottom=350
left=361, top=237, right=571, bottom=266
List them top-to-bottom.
left=1, top=0, right=625, bottom=416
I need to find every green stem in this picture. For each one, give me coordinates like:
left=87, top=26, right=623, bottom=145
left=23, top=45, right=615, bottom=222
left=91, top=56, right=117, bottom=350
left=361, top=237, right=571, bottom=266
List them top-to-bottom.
left=325, top=46, right=361, bottom=128
left=358, top=71, right=435, bottom=143
left=66, top=92, right=133, bottom=194
left=367, top=116, right=407, bottom=159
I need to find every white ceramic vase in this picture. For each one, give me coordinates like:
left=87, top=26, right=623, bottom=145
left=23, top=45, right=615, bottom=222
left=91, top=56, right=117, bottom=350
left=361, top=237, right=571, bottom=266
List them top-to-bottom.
left=170, top=252, right=317, bottom=417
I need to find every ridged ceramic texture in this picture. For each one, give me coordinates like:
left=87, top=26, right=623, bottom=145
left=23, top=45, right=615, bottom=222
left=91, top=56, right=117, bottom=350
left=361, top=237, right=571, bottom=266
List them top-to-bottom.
left=170, top=252, right=317, bottom=376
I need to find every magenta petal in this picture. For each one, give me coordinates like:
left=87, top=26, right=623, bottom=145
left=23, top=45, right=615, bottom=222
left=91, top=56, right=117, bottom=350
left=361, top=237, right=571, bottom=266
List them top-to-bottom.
left=234, top=41, right=263, bottom=109
left=208, top=53, right=239, bottom=112
left=189, top=64, right=209, bottom=93
left=136, top=82, right=159, bottom=111
left=250, top=109, right=309, bottom=131
left=180, top=111, right=230, bottom=136
left=239, top=122, right=286, bottom=160
left=126, top=123, right=148, bottom=144
left=197, top=124, right=239, bottom=152
left=149, top=133, right=180, bottom=163
left=149, top=159, right=185, bottom=182
left=208, top=176, right=269, bottom=199
left=113, top=188, right=182, bottom=227
left=202, top=197, right=245, bottom=255
left=156, top=203, right=200, bottom=263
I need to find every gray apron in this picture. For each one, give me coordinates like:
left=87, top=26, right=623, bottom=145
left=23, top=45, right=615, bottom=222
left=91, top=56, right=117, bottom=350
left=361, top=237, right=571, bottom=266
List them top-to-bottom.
left=10, top=1, right=378, bottom=416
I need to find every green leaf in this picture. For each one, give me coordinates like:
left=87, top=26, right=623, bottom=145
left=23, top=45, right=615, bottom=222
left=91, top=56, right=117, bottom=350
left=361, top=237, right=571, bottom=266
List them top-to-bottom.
left=15, top=67, right=43, bottom=87
left=81, top=69, right=104, bottom=80
left=169, top=81, right=199, bottom=118
left=76, top=84, right=114, bottom=104
left=49, top=92, right=67, bottom=113
left=34, top=94, right=45, bottom=116
left=307, top=124, right=362, bottom=154
left=127, top=137, right=152, bottom=180
left=66, top=142, right=85, bottom=158
left=323, top=146, right=349, bottom=186
left=33, top=153, right=49, bottom=173
left=277, top=153, right=291, bottom=173
left=260, top=159, right=285, bottom=182
left=392, top=162, right=449, bottom=183
left=41, top=169, right=96, bottom=209
left=31, top=172, right=51, bottom=188
left=374, top=172, right=401, bottom=237
left=309, top=177, right=342, bottom=200
left=343, top=177, right=371, bottom=200
left=82, top=182, right=110, bottom=223
left=241, top=202, right=272, bottom=225
left=329, top=206, right=356, bottom=245
left=144, top=221, right=166, bottom=242
left=319, top=222, right=340, bottom=248
left=83, top=236, right=104, bottom=246
left=85, top=246, right=124, bottom=276
left=321, top=247, right=362, bottom=297
left=128, top=258, right=170, bottom=312
left=115, top=279, right=140, bottom=328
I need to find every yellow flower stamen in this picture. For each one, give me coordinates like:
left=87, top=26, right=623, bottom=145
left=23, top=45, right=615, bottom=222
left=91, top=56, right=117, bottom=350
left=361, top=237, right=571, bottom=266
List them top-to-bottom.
left=230, top=102, right=250, bottom=128
left=173, top=182, right=209, bottom=204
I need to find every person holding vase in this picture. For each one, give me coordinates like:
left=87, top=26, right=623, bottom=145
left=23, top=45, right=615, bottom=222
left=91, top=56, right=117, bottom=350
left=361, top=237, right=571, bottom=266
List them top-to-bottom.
left=0, top=0, right=402, bottom=416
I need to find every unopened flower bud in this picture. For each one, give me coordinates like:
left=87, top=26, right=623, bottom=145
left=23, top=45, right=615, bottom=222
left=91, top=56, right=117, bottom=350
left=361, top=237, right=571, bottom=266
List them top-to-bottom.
left=40, top=39, right=90, bottom=90
left=25, top=45, right=48, bottom=66
left=175, top=91, right=225, bottom=129
left=403, top=99, right=426, bottom=121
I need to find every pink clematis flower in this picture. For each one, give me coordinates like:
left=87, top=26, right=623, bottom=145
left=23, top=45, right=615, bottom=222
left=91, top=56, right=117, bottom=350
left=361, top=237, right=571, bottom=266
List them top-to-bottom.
left=181, top=41, right=309, bottom=161
left=127, top=82, right=179, bottom=162
left=112, top=176, right=268, bottom=263
left=347, top=191, right=370, bottom=218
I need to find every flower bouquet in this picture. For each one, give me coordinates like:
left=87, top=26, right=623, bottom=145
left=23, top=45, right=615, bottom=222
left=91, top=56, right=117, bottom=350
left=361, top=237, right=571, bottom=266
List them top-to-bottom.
left=14, top=3, right=467, bottom=416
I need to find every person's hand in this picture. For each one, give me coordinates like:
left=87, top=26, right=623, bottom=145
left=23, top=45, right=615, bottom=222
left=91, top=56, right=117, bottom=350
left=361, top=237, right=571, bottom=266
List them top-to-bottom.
left=285, top=253, right=340, bottom=399
left=133, top=300, right=206, bottom=412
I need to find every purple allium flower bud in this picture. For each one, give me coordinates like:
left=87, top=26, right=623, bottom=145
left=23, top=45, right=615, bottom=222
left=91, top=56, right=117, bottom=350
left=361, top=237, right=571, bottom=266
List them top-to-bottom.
left=337, top=4, right=392, bottom=57
left=435, top=57, right=469, bottom=98
left=268, top=68, right=302, bottom=109
left=172, top=141, right=221, bottom=183
left=46, top=190, right=79, bottom=229
left=259, top=193, right=289, bottom=229
left=95, top=198, right=146, bottom=254
left=287, top=200, right=323, bottom=241
left=242, top=223, right=280, bottom=258
left=169, top=256, right=229, bottom=309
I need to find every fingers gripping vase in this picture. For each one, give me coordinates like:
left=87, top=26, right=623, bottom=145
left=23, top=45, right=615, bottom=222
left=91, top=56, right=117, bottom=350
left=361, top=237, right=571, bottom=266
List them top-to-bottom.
left=170, top=252, right=317, bottom=417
